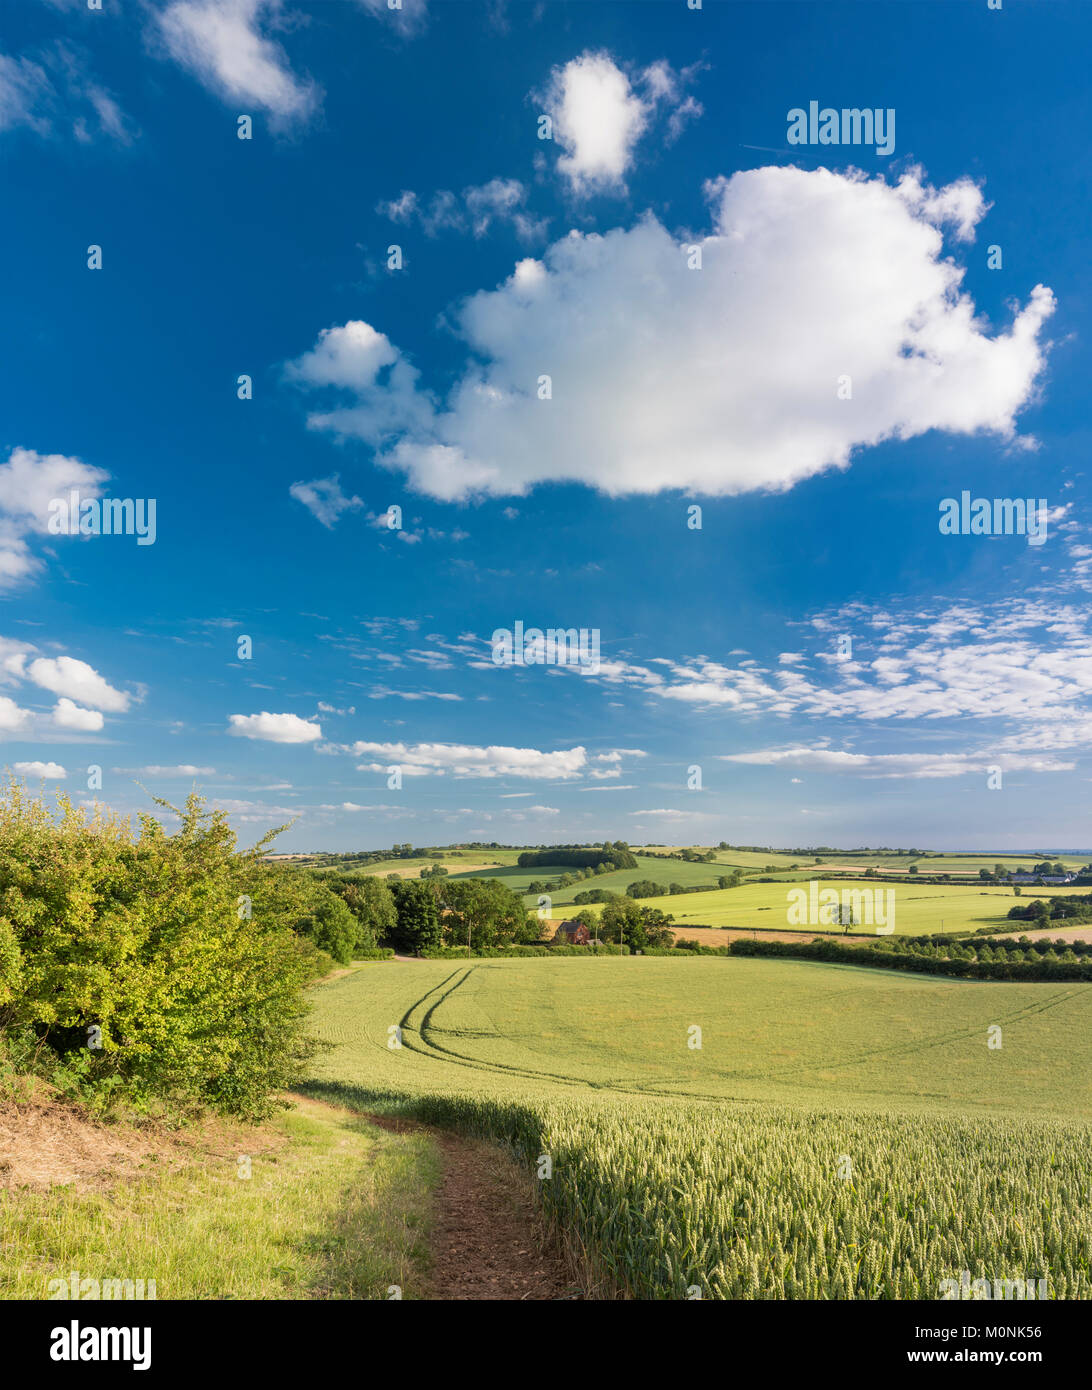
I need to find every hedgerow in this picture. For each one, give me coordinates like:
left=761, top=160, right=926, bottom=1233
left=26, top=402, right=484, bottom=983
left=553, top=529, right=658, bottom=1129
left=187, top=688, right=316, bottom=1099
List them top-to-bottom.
left=0, top=785, right=320, bottom=1119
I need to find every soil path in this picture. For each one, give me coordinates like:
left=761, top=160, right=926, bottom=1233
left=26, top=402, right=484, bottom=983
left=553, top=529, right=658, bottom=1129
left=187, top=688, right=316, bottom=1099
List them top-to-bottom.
left=368, top=1113, right=580, bottom=1301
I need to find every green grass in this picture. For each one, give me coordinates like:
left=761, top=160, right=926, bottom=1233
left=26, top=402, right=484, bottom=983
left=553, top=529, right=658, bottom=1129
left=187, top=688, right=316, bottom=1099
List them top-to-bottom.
left=640, top=846, right=806, bottom=870
left=326, top=848, right=523, bottom=878
left=454, top=854, right=737, bottom=905
left=555, top=879, right=1089, bottom=935
left=309, top=957, right=1092, bottom=1119
left=305, top=958, right=1092, bottom=1298
left=0, top=1097, right=439, bottom=1300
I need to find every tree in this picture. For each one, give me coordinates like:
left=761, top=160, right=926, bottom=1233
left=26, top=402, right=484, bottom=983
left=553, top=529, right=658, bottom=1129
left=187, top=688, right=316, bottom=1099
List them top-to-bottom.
left=908, top=865, right=918, bottom=875
left=334, top=874, right=396, bottom=951
left=436, top=878, right=534, bottom=949
left=388, top=880, right=443, bottom=954
left=303, top=893, right=357, bottom=965
left=602, top=898, right=641, bottom=949
left=602, top=899, right=675, bottom=950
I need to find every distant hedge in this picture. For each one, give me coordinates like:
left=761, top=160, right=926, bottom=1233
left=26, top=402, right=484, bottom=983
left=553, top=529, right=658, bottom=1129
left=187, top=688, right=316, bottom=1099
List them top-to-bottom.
left=516, top=846, right=637, bottom=870
left=727, top=935, right=1092, bottom=981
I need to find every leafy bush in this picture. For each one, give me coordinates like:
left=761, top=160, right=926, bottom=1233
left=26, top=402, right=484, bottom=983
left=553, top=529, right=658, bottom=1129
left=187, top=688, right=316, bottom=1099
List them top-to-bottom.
left=0, top=785, right=320, bottom=1119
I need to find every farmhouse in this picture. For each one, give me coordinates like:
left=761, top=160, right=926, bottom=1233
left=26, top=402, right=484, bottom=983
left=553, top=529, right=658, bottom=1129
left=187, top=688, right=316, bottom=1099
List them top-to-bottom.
left=553, top=920, right=591, bottom=946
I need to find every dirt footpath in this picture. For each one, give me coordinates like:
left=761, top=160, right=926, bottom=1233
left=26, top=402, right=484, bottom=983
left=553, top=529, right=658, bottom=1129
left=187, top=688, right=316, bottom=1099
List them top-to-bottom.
left=368, top=1113, right=581, bottom=1300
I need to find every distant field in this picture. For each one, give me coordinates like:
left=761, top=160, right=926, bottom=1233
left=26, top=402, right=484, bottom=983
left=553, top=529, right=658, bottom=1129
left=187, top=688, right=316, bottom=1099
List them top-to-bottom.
left=639, top=846, right=1090, bottom=875
left=640, top=846, right=806, bottom=870
left=327, top=850, right=522, bottom=878
left=453, top=854, right=735, bottom=904
left=555, top=879, right=1090, bottom=936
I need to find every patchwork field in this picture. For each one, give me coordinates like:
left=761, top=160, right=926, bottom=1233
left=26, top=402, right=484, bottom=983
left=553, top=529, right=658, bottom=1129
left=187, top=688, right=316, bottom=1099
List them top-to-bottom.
left=640, top=847, right=1091, bottom=876
left=321, top=850, right=522, bottom=878
left=452, top=853, right=738, bottom=903
left=555, top=879, right=1091, bottom=936
left=306, top=958, right=1092, bottom=1298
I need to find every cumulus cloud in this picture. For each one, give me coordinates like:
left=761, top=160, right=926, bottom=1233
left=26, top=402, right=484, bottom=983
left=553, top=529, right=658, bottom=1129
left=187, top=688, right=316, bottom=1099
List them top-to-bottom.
left=156, top=0, right=319, bottom=125
left=536, top=51, right=697, bottom=194
left=290, top=166, right=1053, bottom=501
left=0, top=446, right=108, bottom=586
left=289, top=474, right=363, bottom=528
left=28, top=657, right=129, bottom=712
left=0, top=696, right=31, bottom=732
left=53, top=698, right=104, bottom=731
left=228, top=711, right=322, bottom=742
left=12, top=760, right=66, bottom=778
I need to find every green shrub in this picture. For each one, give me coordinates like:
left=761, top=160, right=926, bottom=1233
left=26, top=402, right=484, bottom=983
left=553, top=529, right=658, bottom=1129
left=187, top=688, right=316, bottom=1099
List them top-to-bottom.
left=0, top=785, right=319, bottom=1119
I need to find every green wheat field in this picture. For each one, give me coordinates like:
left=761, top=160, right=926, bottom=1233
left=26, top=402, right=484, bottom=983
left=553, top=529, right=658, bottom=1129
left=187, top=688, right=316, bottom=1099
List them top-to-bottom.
left=306, top=956, right=1092, bottom=1299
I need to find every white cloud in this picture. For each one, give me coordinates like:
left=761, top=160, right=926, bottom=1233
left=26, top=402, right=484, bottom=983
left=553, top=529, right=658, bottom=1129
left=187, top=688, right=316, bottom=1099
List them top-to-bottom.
left=156, top=0, right=318, bottom=125
left=0, top=46, right=133, bottom=145
left=539, top=52, right=648, bottom=193
left=0, top=53, right=52, bottom=135
left=291, top=167, right=1053, bottom=501
left=378, top=178, right=547, bottom=242
left=0, top=446, right=108, bottom=586
left=289, top=474, right=363, bottom=528
left=588, top=599, right=1092, bottom=739
left=27, top=656, right=129, bottom=712
left=0, top=696, right=31, bottom=732
left=53, top=698, right=104, bottom=731
left=228, top=711, right=322, bottom=743
left=348, top=740, right=589, bottom=779
left=718, top=746, right=1073, bottom=780
left=12, top=760, right=66, bottom=779
left=138, top=765, right=217, bottom=776
left=208, top=796, right=297, bottom=822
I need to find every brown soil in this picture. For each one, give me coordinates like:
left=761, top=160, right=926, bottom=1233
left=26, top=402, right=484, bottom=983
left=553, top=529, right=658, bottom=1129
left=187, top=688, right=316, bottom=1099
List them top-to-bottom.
left=1002, top=924, right=1092, bottom=943
left=673, top=925, right=877, bottom=948
left=0, top=1095, right=285, bottom=1192
left=367, top=1112, right=581, bottom=1301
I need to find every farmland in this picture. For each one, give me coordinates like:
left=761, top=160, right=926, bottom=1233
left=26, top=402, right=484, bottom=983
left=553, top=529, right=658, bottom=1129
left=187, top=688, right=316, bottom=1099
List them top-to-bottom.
left=640, top=846, right=1091, bottom=877
left=306, top=849, right=524, bottom=878
left=451, top=853, right=733, bottom=903
left=554, top=879, right=1091, bottom=936
left=306, top=957, right=1092, bottom=1298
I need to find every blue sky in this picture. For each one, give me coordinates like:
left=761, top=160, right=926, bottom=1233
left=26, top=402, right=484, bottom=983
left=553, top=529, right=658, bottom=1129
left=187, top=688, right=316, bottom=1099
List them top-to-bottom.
left=2, top=0, right=1091, bottom=852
